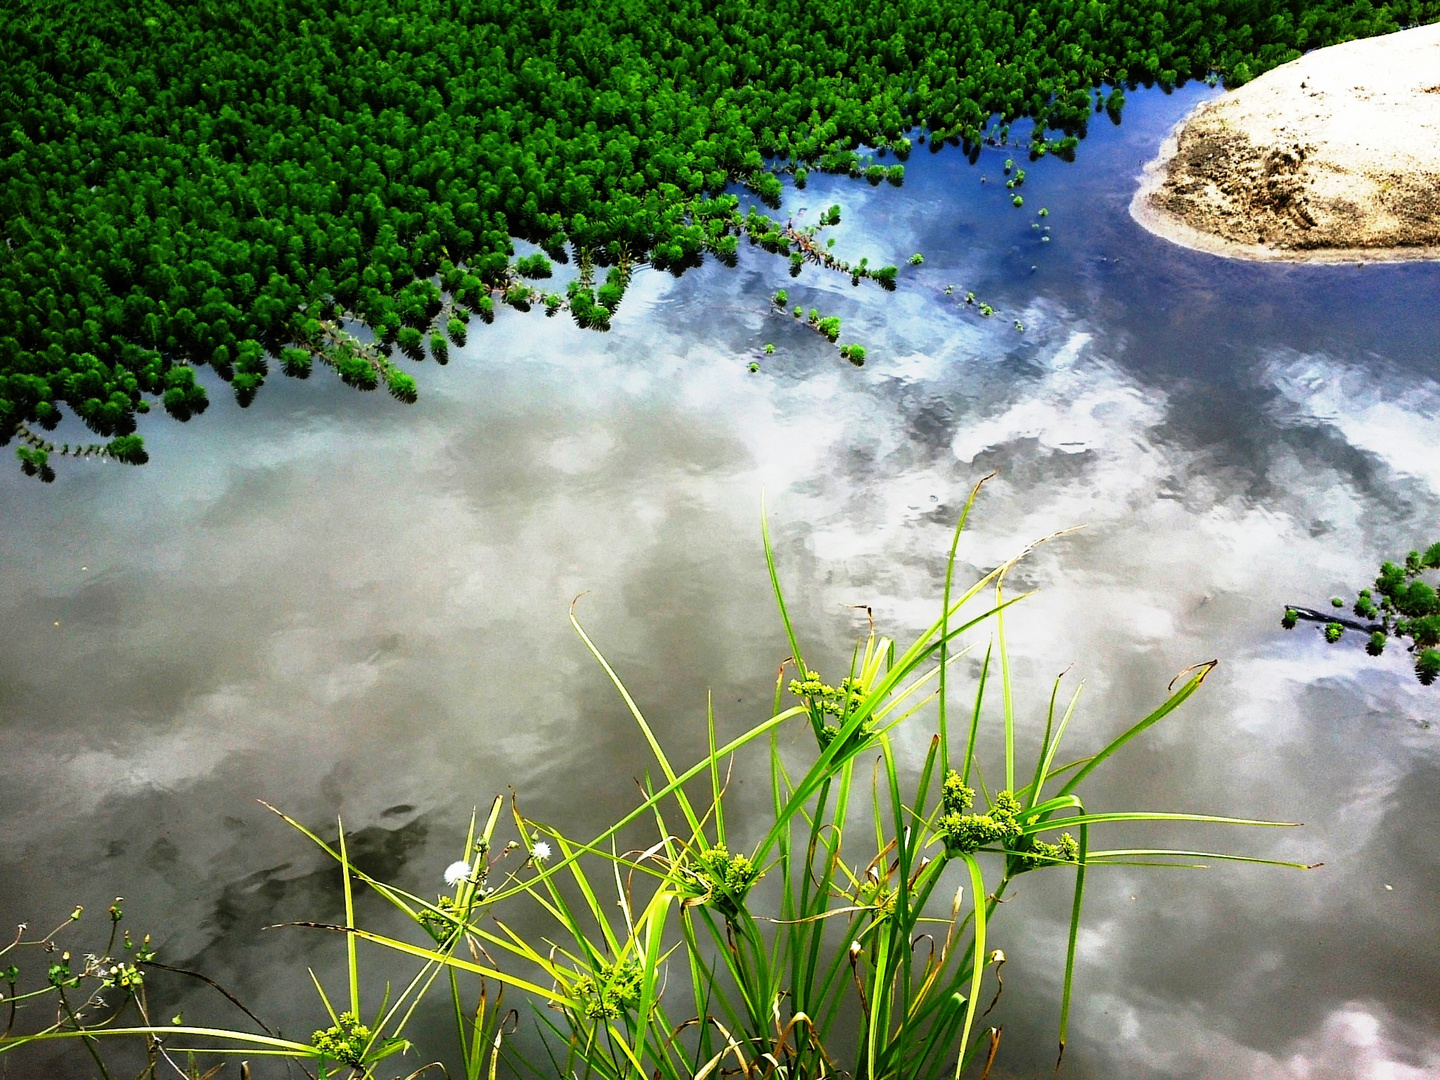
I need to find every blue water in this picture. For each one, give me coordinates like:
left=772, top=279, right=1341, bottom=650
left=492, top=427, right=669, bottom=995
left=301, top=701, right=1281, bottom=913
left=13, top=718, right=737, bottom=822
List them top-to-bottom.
left=3, top=83, right=1438, bottom=1077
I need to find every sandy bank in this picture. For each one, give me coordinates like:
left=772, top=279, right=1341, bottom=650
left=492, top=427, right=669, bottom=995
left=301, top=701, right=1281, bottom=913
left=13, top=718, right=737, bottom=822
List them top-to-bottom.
left=1132, top=23, right=1440, bottom=263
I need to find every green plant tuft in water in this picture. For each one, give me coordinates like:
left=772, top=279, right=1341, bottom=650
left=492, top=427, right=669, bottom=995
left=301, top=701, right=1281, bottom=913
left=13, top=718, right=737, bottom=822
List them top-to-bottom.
left=4, top=0, right=1416, bottom=477
left=5, top=491, right=1313, bottom=1079
left=1288, top=543, right=1440, bottom=684
left=1418, top=648, right=1440, bottom=685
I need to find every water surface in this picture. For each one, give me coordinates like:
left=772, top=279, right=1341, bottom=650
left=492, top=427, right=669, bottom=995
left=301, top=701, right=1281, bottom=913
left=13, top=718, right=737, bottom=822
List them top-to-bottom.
left=2, top=84, right=1438, bottom=1078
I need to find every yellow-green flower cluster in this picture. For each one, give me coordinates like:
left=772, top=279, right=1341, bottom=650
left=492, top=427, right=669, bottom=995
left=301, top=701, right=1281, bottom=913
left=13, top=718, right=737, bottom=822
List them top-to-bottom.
left=790, top=670, right=869, bottom=748
left=789, top=672, right=866, bottom=718
left=938, top=774, right=1022, bottom=856
left=1012, top=832, right=1080, bottom=872
left=688, top=844, right=761, bottom=918
left=857, top=877, right=896, bottom=921
left=417, top=894, right=463, bottom=940
left=573, top=956, right=645, bottom=1020
left=312, top=1012, right=372, bottom=1068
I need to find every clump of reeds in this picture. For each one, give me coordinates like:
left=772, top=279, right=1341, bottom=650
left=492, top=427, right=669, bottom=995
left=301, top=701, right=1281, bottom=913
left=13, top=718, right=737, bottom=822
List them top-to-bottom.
left=2, top=482, right=1310, bottom=1079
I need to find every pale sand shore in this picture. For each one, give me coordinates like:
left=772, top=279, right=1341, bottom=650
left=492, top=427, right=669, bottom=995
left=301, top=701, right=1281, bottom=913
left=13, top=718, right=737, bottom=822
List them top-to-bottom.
left=1132, top=22, right=1440, bottom=263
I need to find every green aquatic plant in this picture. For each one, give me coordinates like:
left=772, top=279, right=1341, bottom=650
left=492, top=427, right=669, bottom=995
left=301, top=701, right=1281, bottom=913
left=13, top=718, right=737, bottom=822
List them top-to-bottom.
left=5, top=0, right=1428, bottom=478
left=909, top=252, right=925, bottom=266
left=514, top=253, right=554, bottom=280
left=2, top=487, right=1311, bottom=1078
left=1284, top=542, right=1440, bottom=684
left=1419, top=649, right=1440, bottom=684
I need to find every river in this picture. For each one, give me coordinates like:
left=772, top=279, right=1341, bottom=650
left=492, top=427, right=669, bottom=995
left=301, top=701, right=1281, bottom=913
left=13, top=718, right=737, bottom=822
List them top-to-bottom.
left=2, top=83, right=1438, bottom=1078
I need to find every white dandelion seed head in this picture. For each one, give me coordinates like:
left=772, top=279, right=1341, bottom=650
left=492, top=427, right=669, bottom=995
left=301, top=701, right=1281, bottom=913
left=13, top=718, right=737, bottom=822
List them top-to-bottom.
left=530, top=841, right=552, bottom=862
left=443, top=860, right=473, bottom=887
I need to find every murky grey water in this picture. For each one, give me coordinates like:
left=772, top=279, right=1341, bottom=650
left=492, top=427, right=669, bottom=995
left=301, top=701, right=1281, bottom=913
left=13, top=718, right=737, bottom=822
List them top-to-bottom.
left=3, top=84, right=1438, bottom=1078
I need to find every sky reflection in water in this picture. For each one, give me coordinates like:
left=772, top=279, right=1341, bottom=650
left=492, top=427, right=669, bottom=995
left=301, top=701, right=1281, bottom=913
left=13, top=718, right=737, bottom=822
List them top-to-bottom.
left=2, top=83, right=1438, bottom=1078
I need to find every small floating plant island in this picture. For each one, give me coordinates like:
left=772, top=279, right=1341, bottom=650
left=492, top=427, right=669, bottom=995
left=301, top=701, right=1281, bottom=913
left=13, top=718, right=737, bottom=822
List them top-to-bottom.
left=2, top=0, right=1438, bottom=479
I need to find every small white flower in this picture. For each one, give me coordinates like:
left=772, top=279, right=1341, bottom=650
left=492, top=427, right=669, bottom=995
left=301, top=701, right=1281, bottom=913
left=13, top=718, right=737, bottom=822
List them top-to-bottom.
left=530, top=841, right=552, bottom=862
left=443, top=860, right=473, bottom=887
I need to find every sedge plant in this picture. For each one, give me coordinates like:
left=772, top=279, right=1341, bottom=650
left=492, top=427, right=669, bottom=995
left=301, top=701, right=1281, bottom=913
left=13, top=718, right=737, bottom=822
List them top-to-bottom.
left=1, top=482, right=1312, bottom=1078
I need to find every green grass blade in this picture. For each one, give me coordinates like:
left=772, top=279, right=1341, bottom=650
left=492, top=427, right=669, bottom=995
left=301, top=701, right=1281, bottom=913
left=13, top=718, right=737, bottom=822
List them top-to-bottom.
left=940, top=475, right=992, bottom=771
left=762, top=491, right=806, bottom=675
left=997, top=576, right=1015, bottom=792
left=570, top=601, right=702, bottom=838
left=962, top=639, right=992, bottom=786
left=1057, top=662, right=1216, bottom=797
left=1026, top=674, right=1063, bottom=813
left=1027, top=683, right=1082, bottom=808
left=708, top=693, right=725, bottom=849
left=1020, top=811, right=1299, bottom=835
left=337, top=820, right=360, bottom=1020
left=1057, top=823, right=1087, bottom=1069
left=1085, top=848, right=1320, bottom=869
left=953, top=854, right=987, bottom=1078
left=631, top=886, right=674, bottom=1071
left=334, top=925, right=570, bottom=1002
left=3, top=1027, right=318, bottom=1056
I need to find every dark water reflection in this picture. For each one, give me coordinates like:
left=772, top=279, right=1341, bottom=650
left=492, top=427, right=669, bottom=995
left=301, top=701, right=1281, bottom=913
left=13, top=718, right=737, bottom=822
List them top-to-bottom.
left=3, top=84, right=1438, bottom=1077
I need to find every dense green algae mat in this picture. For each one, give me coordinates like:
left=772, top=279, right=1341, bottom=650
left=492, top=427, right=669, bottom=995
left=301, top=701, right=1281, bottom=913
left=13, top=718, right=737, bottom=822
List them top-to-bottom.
left=3, top=0, right=1437, bottom=478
